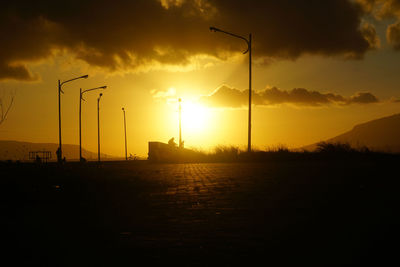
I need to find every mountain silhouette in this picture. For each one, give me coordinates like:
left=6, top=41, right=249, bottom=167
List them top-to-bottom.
left=303, top=113, right=400, bottom=153
left=0, top=140, right=114, bottom=161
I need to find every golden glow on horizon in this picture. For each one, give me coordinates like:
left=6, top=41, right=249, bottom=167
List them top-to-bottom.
left=1, top=49, right=400, bottom=158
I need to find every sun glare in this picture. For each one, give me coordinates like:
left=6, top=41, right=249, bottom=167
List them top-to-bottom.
left=181, top=100, right=210, bottom=134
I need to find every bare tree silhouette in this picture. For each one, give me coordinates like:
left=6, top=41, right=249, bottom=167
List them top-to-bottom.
left=0, top=89, right=15, bottom=126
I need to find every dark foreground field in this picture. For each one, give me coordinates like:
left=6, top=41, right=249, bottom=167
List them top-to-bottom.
left=2, top=156, right=400, bottom=266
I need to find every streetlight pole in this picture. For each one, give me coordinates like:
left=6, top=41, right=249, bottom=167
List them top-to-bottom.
left=210, top=27, right=252, bottom=152
left=58, top=74, right=88, bottom=163
left=58, top=80, right=61, bottom=162
left=79, top=86, right=107, bottom=161
left=97, top=93, right=103, bottom=163
left=178, top=98, right=182, bottom=149
left=122, top=107, right=127, bottom=160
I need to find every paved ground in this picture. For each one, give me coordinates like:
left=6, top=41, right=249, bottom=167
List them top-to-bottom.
left=2, top=159, right=400, bottom=266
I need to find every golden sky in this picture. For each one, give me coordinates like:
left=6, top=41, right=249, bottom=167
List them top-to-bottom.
left=1, top=0, right=400, bottom=157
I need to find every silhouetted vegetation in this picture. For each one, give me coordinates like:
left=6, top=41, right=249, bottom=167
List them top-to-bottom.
left=316, top=141, right=370, bottom=153
left=0, top=142, right=395, bottom=164
left=147, top=142, right=394, bottom=163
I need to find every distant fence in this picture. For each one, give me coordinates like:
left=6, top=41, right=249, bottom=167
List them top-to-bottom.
left=29, top=151, right=52, bottom=163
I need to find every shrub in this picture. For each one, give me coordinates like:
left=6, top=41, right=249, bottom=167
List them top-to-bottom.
left=316, top=142, right=355, bottom=153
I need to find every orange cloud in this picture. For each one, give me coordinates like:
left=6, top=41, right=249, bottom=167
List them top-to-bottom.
left=387, top=21, right=400, bottom=49
left=200, top=85, right=379, bottom=108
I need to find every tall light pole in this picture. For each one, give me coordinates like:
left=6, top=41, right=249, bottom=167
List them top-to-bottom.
left=210, top=26, right=252, bottom=152
left=58, top=74, right=88, bottom=163
left=79, top=86, right=107, bottom=161
left=97, top=93, right=103, bottom=163
left=178, top=98, right=182, bottom=149
left=122, top=107, right=127, bottom=160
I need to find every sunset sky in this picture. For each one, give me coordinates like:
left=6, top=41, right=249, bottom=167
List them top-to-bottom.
left=1, top=0, right=400, bottom=157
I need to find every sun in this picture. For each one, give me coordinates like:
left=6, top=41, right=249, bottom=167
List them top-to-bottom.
left=180, top=99, right=210, bottom=134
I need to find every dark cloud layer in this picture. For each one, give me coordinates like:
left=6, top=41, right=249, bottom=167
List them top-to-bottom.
left=1, top=0, right=377, bottom=80
left=200, top=85, right=379, bottom=107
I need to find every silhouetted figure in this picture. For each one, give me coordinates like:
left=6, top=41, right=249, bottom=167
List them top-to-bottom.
left=168, top=137, right=177, bottom=148
left=56, top=147, right=61, bottom=162
left=35, top=155, right=41, bottom=163
left=63, top=157, right=66, bottom=163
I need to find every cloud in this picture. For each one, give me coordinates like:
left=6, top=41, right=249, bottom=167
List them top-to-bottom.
left=1, top=0, right=378, bottom=81
left=357, top=0, right=400, bottom=50
left=358, top=0, right=400, bottom=18
left=379, top=0, right=400, bottom=18
left=379, top=1, right=400, bottom=50
left=387, top=21, right=400, bottom=49
left=361, top=22, right=381, bottom=49
left=0, top=63, right=38, bottom=81
left=200, top=85, right=380, bottom=108
left=200, top=85, right=249, bottom=108
left=150, top=87, right=180, bottom=104
left=151, top=87, right=176, bottom=99
left=260, top=87, right=348, bottom=106
left=348, top=92, right=379, bottom=103
left=389, top=96, right=400, bottom=102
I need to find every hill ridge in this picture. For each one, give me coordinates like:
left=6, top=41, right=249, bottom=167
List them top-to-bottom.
left=302, top=113, right=400, bottom=152
left=0, top=140, right=115, bottom=161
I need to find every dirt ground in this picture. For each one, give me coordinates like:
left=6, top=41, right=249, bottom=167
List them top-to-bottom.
left=1, top=157, right=400, bottom=266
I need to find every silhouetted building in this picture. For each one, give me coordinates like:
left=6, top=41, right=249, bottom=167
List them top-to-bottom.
left=148, top=141, right=179, bottom=162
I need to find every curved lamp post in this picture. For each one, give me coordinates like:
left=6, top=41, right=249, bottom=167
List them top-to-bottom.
left=210, top=26, right=252, bottom=152
left=58, top=75, right=88, bottom=163
left=79, top=86, right=107, bottom=161
left=97, top=93, right=103, bottom=163
left=122, top=107, right=127, bottom=160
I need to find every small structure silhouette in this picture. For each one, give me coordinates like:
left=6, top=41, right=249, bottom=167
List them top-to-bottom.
left=29, top=151, right=51, bottom=163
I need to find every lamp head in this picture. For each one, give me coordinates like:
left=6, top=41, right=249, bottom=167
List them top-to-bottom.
left=209, top=26, right=219, bottom=32
left=80, top=75, right=89, bottom=79
left=100, top=86, right=107, bottom=89
left=99, top=93, right=103, bottom=97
